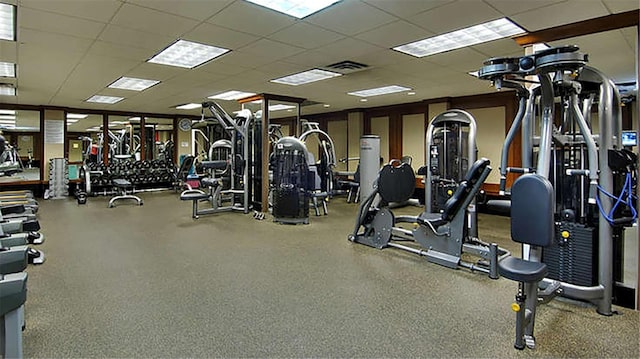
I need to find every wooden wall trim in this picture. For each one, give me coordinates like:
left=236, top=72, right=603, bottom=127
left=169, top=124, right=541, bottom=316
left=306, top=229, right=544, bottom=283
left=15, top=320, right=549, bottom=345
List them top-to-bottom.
left=514, top=10, right=639, bottom=46
left=389, top=113, right=402, bottom=160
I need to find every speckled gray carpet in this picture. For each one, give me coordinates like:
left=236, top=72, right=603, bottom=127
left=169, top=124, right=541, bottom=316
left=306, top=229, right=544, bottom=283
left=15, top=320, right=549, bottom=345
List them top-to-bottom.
left=22, top=193, right=639, bottom=358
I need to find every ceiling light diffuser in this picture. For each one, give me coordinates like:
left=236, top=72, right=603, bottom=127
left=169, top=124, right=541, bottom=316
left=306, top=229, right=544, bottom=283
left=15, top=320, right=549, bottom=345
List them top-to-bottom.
left=244, top=0, right=341, bottom=19
left=0, top=3, right=16, bottom=41
left=393, top=18, right=526, bottom=58
left=148, top=39, right=230, bottom=69
left=0, top=62, right=15, bottom=77
left=271, top=69, right=341, bottom=86
left=108, top=77, right=160, bottom=91
left=0, top=84, right=15, bottom=96
left=348, top=85, right=412, bottom=97
left=208, top=90, right=256, bottom=101
left=86, top=95, right=124, bottom=104
left=175, top=103, right=202, bottom=110
left=268, top=104, right=296, bottom=111
left=0, top=109, right=15, bottom=115
left=67, top=113, right=88, bottom=119
left=0, top=115, right=15, bottom=120
left=66, top=119, right=79, bottom=123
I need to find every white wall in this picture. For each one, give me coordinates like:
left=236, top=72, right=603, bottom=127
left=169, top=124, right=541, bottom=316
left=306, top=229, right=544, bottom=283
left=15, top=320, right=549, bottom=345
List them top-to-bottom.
left=465, top=107, right=506, bottom=184
left=347, top=112, right=362, bottom=171
left=402, top=113, right=425, bottom=168
left=370, top=116, right=389, bottom=164
left=328, top=120, right=348, bottom=171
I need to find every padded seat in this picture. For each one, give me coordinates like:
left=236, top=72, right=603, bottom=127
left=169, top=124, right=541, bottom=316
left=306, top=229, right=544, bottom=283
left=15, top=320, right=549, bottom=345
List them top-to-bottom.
left=201, top=160, right=228, bottom=170
left=200, top=178, right=220, bottom=188
left=180, top=191, right=210, bottom=201
left=499, top=256, right=548, bottom=282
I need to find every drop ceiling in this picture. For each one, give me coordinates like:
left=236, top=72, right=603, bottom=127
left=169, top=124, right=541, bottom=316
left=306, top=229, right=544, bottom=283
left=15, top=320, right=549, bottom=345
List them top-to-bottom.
left=0, top=0, right=638, bottom=117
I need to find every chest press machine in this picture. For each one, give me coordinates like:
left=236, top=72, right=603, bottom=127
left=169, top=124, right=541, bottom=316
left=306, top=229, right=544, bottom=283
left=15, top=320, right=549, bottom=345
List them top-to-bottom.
left=478, top=46, right=636, bottom=350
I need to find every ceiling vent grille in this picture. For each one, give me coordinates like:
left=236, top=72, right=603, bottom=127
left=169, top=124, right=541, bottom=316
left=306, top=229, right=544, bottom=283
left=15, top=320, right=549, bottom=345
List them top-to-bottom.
left=322, top=60, right=369, bottom=74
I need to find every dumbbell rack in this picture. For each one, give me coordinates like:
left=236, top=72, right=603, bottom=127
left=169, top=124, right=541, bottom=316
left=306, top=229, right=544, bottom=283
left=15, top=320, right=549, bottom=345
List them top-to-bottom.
left=48, top=158, right=69, bottom=199
left=83, top=160, right=176, bottom=195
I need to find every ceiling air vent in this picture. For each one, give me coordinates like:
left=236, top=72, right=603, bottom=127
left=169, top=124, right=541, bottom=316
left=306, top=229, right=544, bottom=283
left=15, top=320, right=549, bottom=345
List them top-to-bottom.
left=323, top=60, right=369, bottom=74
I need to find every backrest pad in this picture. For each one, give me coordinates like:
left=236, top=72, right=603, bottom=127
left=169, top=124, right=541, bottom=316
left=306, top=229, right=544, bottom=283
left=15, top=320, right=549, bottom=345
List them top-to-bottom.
left=510, top=174, right=554, bottom=247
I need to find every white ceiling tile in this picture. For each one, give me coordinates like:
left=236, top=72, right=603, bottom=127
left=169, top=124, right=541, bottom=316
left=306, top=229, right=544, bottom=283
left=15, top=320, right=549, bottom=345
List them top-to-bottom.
left=20, top=0, right=122, bottom=23
left=127, top=0, right=233, bottom=21
left=363, top=0, right=455, bottom=18
left=483, top=0, right=567, bottom=16
left=511, top=0, right=610, bottom=31
left=601, top=0, right=639, bottom=13
left=207, top=1, right=296, bottom=37
left=306, top=1, right=397, bottom=36
left=408, top=1, right=502, bottom=33
left=110, top=3, right=200, bottom=38
left=19, top=6, right=106, bottom=40
left=355, top=20, right=434, bottom=48
left=184, top=23, right=259, bottom=50
left=269, top=23, right=345, bottom=50
left=99, top=25, right=175, bottom=51
left=19, top=28, right=94, bottom=55
left=315, top=38, right=384, bottom=60
left=471, top=38, right=523, bottom=58
left=237, top=39, right=305, bottom=61
left=0, top=40, right=18, bottom=63
left=87, top=41, right=156, bottom=62
left=424, top=48, right=489, bottom=72
left=351, top=49, right=411, bottom=67
left=280, top=50, right=346, bottom=67
left=214, top=51, right=276, bottom=69
left=59, top=55, right=141, bottom=95
left=198, top=60, right=253, bottom=76
left=123, top=62, right=186, bottom=81
left=255, top=62, right=308, bottom=79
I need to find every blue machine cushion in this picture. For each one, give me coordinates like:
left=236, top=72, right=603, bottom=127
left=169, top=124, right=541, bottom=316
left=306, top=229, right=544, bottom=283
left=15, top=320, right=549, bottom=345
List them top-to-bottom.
left=441, top=158, right=490, bottom=221
left=510, top=174, right=554, bottom=247
left=499, top=256, right=548, bottom=282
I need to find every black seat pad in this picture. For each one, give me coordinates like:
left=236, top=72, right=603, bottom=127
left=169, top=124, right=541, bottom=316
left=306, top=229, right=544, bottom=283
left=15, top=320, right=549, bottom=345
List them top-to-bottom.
left=202, top=160, right=228, bottom=170
left=378, top=163, right=415, bottom=203
left=200, top=178, right=220, bottom=187
left=180, top=192, right=210, bottom=201
left=498, top=256, right=548, bottom=282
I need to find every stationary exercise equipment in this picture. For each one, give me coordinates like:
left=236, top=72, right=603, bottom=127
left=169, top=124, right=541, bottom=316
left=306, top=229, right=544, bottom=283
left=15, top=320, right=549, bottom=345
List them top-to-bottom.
left=478, top=45, right=636, bottom=349
left=180, top=101, right=257, bottom=219
left=425, top=110, right=480, bottom=238
left=349, top=123, right=508, bottom=277
left=0, top=135, right=23, bottom=176
left=271, top=137, right=310, bottom=224
left=0, top=266, right=28, bottom=358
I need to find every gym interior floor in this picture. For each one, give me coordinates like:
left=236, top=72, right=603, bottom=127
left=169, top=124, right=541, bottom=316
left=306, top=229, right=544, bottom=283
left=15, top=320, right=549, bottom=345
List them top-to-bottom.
left=24, top=192, right=639, bottom=358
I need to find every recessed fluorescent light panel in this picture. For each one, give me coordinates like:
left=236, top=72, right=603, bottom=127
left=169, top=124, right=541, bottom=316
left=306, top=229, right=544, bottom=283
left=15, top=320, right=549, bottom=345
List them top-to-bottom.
left=244, top=0, right=340, bottom=19
left=0, top=3, right=16, bottom=41
left=393, top=18, right=526, bottom=58
left=148, top=39, right=230, bottom=69
left=532, top=43, right=551, bottom=53
left=0, top=62, right=15, bottom=77
left=271, top=69, right=341, bottom=86
left=108, top=77, right=160, bottom=91
left=0, top=84, right=15, bottom=96
left=348, top=85, right=412, bottom=97
left=208, top=90, right=256, bottom=101
left=86, top=95, right=124, bottom=104
left=175, top=103, right=202, bottom=110
left=268, top=104, right=296, bottom=111
left=0, top=109, right=15, bottom=115
left=67, top=113, right=88, bottom=119
left=0, top=115, right=15, bottom=120
left=66, top=119, right=78, bottom=123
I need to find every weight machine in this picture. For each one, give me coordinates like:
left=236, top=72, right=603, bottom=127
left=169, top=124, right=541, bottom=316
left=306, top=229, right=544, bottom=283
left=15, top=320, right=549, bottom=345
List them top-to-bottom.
left=478, top=46, right=636, bottom=350
left=180, top=101, right=256, bottom=219
left=349, top=123, right=508, bottom=277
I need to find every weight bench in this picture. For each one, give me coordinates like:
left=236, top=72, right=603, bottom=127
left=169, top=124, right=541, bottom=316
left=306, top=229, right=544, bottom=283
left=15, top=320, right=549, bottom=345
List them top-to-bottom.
left=179, top=160, right=227, bottom=219
left=108, top=178, right=143, bottom=208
